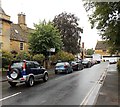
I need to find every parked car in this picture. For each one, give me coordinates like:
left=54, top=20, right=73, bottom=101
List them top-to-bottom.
left=82, top=59, right=92, bottom=68
left=109, top=59, right=117, bottom=64
left=7, top=60, right=49, bottom=87
left=70, top=61, right=84, bottom=71
left=55, top=62, right=73, bottom=74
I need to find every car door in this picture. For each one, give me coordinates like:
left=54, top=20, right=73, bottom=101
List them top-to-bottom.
left=27, top=62, right=36, bottom=75
left=34, top=62, right=43, bottom=79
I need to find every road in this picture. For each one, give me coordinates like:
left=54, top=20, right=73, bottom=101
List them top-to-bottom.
left=1, top=62, right=109, bottom=105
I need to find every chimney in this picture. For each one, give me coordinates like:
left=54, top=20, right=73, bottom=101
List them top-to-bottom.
left=18, top=12, right=27, bottom=30
left=82, top=42, right=84, bottom=49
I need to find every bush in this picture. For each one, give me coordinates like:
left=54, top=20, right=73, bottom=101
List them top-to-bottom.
left=2, top=51, right=14, bottom=69
left=16, top=51, right=31, bottom=61
left=50, top=51, right=75, bottom=64
left=33, top=54, right=45, bottom=65
left=117, top=60, right=120, bottom=73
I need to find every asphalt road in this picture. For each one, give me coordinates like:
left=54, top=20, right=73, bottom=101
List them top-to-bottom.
left=1, top=62, right=109, bottom=105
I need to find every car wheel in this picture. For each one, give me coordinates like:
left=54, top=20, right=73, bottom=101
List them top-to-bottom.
left=66, top=69, right=69, bottom=74
left=55, top=71, right=58, bottom=74
left=43, top=73, right=48, bottom=82
left=26, top=76, right=34, bottom=87
left=8, top=81, right=17, bottom=87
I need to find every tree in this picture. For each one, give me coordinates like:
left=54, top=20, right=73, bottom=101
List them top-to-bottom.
left=84, top=2, right=120, bottom=53
left=53, top=12, right=83, bottom=55
left=29, top=21, right=63, bottom=57
left=86, top=48, right=94, bottom=55
left=33, top=54, right=45, bottom=65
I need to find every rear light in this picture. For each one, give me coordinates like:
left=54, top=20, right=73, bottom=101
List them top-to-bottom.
left=22, top=62, right=26, bottom=71
left=64, top=64, right=68, bottom=68
left=8, top=65, right=11, bottom=70
left=20, top=78, right=25, bottom=80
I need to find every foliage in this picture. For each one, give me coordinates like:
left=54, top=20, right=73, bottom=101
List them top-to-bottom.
left=84, top=2, right=120, bottom=53
left=53, top=12, right=83, bottom=55
left=29, top=21, right=63, bottom=56
left=86, top=48, right=94, bottom=55
left=2, top=51, right=13, bottom=69
left=16, top=51, right=31, bottom=61
left=50, top=51, right=75, bottom=63
left=33, top=54, right=45, bottom=64
left=117, top=60, right=120, bottom=73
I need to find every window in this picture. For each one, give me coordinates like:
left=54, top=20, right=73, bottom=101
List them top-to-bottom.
left=20, top=42, right=24, bottom=50
left=103, top=50, right=106, bottom=52
left=27, top=62, right=35, bottom=68
left=34, top=62, right=40, bottom=68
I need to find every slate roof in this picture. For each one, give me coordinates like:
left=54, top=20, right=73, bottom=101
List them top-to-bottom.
left=0, top=7, right=6, bottom=14
left=10, top=24, right=33, bottom=42
left=95, top=41, right=109, bottom=50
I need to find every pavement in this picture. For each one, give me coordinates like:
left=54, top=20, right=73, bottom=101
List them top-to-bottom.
left=1, top=64, right=120, bottom=106
left=95, top=64, right=120, bottom=106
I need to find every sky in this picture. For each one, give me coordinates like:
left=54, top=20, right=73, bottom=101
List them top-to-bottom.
left=1, top=0, right=101, bottom=49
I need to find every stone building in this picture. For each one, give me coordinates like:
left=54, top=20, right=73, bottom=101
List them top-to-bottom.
left=0, top=7, right=33, bottom=53
left=0, top=7, right=11, bottom=51
left=95, top=41, right=110, bottom=56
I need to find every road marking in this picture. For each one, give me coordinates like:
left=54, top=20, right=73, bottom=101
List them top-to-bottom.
left=80, top=70, right=108, bottom=106
left=80, top=81, right=98, bottom=106
left=0, top=92, right=21, bottom=102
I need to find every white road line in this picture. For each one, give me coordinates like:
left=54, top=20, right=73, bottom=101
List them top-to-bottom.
left=80, top=70, right=108, bottom=106
left=80, top=81, right=98, bottom=106
left=0, top=92, right=21, bottom=102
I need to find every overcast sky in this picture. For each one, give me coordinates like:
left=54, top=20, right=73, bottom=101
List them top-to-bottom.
left=1, top=0, right=101, bottom=49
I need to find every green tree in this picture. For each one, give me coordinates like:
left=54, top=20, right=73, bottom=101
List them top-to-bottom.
left=84, top=2, right=120, bottom=53
left=53, top=12, right=83, bottom=55
left=29, top=21, right=63, bottom=57
left=86, top=48, right=94, bottom=55
left=33, top=54, right=45, bottom=65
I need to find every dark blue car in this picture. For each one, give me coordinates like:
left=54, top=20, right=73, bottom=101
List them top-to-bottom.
left=7, top=60, right=48, bottom=87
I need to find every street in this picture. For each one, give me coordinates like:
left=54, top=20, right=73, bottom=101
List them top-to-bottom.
left=2, top=62, right=108, bottom=105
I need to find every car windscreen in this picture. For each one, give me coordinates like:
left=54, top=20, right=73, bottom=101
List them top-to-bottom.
left=11, top=62, right=23, bottom=68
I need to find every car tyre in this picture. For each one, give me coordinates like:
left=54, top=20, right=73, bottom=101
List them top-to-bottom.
left=66, top=69, right=69, bottom=74
left=55, top=71, right=58, bottom=74
left=43, top=73, right=48, bottom=82
left=26, top=76, right=34, bottom=87
left=8, top=81, right=17, bottom=87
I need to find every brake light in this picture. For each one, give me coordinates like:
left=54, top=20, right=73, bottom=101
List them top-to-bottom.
left=22, top=62, right=26, bottom=71
left=64, top=64, right=68, bottom=68
left=8, top=65, right=11, bottom=70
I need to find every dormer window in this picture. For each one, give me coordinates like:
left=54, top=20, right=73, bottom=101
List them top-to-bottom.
left=15, top=29, right=18, bottom=34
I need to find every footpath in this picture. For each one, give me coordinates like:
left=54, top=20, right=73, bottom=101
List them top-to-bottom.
left=95, top=64, right=120, bottom=106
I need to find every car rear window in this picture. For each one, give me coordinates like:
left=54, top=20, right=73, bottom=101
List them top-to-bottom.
left=71, top=61, right=77, bottom=64
left=11, top=62, right=23, bottom=68
left=56, top=63, right=64, bottom=66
